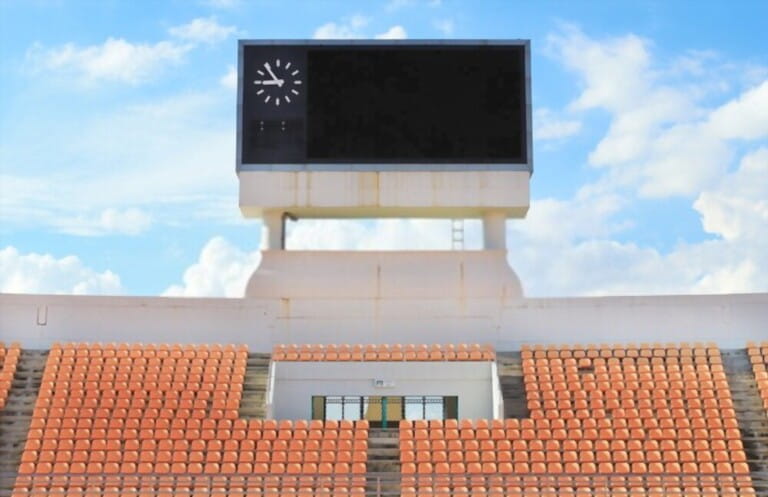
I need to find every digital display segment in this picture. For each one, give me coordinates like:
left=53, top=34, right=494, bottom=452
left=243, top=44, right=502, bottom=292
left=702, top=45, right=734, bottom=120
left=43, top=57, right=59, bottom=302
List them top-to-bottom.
left=238, top=41, right=530, bottom=171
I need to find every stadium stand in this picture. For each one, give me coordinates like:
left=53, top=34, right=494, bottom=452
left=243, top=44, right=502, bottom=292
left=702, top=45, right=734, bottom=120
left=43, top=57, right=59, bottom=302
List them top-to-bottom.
left=0, top=342, right=20, bottom=409
left=1, top=342, right=767, bottom=495
left=748, top=342, right=768, bottom=415
left=10, top=343, right=367, bottom=496
left=272, top=343, right=495, bottom=362
left=402, top=344, right=756, bottom=496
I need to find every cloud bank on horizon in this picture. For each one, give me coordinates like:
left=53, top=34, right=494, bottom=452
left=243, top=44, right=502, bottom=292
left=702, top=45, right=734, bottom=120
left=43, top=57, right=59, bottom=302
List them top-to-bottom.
left=1, top=1, right=766, bottom=298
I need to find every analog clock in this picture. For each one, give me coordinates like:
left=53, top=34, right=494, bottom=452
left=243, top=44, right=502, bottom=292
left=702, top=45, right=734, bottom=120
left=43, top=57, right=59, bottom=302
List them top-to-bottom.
left=253, top=58, right=302, bottom=107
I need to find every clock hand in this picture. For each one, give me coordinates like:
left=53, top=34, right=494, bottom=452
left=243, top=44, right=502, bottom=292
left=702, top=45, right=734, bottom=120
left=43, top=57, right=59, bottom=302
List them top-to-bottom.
left=263, top=62, right=284, bottom=87
left=255, top=79, right=284, bottom=86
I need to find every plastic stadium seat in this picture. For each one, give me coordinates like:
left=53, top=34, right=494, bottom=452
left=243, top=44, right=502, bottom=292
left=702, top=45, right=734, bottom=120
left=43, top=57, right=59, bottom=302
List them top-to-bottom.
left=748, top=341, right=768, bottom=414
left=0, top=342, right=21, bottom=409
left=13, top=342, right=369, bottom=496
left=271, top=343, right=496, bottom=362
left=398, top=343, right=755, bottom=495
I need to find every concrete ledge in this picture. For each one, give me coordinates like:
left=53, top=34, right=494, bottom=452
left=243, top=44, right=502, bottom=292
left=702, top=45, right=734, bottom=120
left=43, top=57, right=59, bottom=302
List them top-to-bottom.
left=239, top=170, right=530, bottom=218
left=245, top=250, right=524, bottom=299
left=1, top=292, right=766, bottom=350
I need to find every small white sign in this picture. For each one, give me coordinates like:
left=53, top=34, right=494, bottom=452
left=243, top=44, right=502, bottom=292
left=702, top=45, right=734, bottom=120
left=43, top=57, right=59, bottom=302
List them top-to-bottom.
left=373, top=379, right=395, bottom=388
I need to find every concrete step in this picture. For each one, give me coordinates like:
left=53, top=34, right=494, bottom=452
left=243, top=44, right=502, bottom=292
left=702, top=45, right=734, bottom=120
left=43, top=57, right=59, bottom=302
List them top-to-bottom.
left=0, top=349, right=47, bottom=488
left=723, top=349, right=768, bottom=475
left=497, top=352, right=530, bottom=420
left=236, top=354, right=270, bottom=420
left=365, top=429, right=402, bottom=495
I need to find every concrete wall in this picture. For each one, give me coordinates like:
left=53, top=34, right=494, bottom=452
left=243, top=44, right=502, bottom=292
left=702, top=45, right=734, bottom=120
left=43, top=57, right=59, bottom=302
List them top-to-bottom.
left=239, top=170, right=530, bottom=219
left=1, top=292, right=766, bottom=350
left=270, top=361, right=495, bottom=420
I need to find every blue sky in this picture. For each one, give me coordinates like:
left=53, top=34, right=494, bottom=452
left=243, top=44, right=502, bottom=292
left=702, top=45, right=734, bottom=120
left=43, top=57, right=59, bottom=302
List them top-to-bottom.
left=1, top=0, right=767, bottom=297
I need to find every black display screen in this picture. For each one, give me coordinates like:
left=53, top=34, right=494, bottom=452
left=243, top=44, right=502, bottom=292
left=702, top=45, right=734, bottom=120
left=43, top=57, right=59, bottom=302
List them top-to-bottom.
left=239, top=42, right=530, bottom=168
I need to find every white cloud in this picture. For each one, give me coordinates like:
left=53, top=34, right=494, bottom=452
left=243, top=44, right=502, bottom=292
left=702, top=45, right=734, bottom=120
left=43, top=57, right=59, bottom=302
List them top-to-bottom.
left=313, top=15, right=369, bottom=39
left=312, top=16, right=405, bottom=41
left=26, top=17, right=236, bottom=85
left=168, top=17, right=236, bottom=44
left=432, top=19, right=454, bottom=36
left=548, top=25, right=768, bottom=198
left=374, top=26, right=408, bottom=40
left=502, top=26, right=768, bottom=296
left=549, top=27, right=652, bottom=113
left=28, top=37, right=191, bottom=85
left=220, top=65, right=237, bottom=89
left=707, top=80, right=768, bottom=140
left=1, top=91, right=239, bottom=233
left=534, top=108, right=582, bottom=141
left=694, top=148, right=768, bottom=242
left=516, top=193, right=627, bottom=244
left=52, top=208, right=153, bottom=237
left=287, top=219, right=461, bottom=251
left=506, top=219, right=767, bottom=297
left=163, top=237, right=261, bottom=297
left=0, top=246, right=122, bottom=295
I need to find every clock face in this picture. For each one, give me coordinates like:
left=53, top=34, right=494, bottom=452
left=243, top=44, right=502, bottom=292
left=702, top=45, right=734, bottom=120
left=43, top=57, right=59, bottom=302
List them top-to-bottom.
left=253, top=58, right=302, bottom=107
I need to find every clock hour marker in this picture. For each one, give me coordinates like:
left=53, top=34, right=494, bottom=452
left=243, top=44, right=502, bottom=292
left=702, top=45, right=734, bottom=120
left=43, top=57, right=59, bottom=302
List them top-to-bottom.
left=276, top=59, right=280, bottom=67
left=285, top=62, right=291, bottom=70
left=257, top=70, right=264, bottom=76
left=292, top=70, right=299, bottom=76
left=254, top=80, right=261, bottom=85
left=294, top=80, right=302, bottom=85
left=256, top=89, right=264, bottom=95
left=291, top=89, right=299, bottom=95
left=264, top=95, right=270, bottom=103
left=285, top=95, right=291, bottom=103
left=276, top=97, right=280, bottom=106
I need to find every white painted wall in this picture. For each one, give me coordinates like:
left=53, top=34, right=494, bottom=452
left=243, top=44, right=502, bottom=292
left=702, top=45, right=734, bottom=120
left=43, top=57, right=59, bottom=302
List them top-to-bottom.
left=239, top=170, right=530, bottom=218
left=246, top=250, right=523, bottom=299
left=1, top=291, right=766, bottom=350
left=270, top=361, right=495, bottom=420
left=490, top=361, right=504, bottom=419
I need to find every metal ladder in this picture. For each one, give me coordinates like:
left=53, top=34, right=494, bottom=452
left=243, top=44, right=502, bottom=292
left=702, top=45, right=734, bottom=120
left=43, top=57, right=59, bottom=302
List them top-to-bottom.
left=451, top=219, right=464, bottom=250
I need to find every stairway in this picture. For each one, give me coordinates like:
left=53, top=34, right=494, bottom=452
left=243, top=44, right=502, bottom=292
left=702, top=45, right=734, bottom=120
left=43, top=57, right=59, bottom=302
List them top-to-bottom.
left=0, top=349, right=47, bottom=497
left=722, top=349, right=768, bottom=493
left=496, top=351, right=530, bottom=419
left=238, top=353, right=271, bottom=419
left=365, top=428, right=401, bottom=496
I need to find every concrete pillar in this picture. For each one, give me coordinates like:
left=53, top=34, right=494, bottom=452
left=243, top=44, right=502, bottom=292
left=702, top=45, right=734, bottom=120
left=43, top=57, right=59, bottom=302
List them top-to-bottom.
left=261, top=211, right=284, bottom=250
left=482, top=211, right=507, bottom=250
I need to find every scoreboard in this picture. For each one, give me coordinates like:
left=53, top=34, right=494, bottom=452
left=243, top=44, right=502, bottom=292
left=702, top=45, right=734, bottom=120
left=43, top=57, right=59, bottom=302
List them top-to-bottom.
left=237, top=40, right=531, bottom=171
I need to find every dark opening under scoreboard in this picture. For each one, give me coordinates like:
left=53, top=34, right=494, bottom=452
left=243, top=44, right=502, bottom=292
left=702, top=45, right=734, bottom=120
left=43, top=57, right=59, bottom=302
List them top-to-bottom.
left=237, top=40, right=531, bottom=171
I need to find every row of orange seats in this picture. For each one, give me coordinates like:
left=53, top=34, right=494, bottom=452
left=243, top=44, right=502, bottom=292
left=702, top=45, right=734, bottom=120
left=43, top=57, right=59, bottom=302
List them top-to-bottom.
left=0, top=341, right=20, bottom=409
left=747, top=341, right=768, bottom=412
left=51, top=342, right=248, bottom=358
left=15, top=343, right=367, bottom=497
left=272, top=343, right=495, bottom=361
left=521, top=343, right=721, bottom=359
left=401, top=344, right=753, bottom=494
left=43, top=360, right=247, bottom=375
left=523, top=361, right=726, bottom=376
left=526, top=399, right=735, bottom=414
left=402, top=422, right=741, bottom=441
left=27, top=437, right=367, bottom=454
left=402, top=438, right=743, bottom=454
left=401, top=449, right=745, bottom=466
left=402, top=460, right=749, bottom=475
left=14, top=477, right=366, bottom=497
left=401, top=482, right=756, bottom=496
